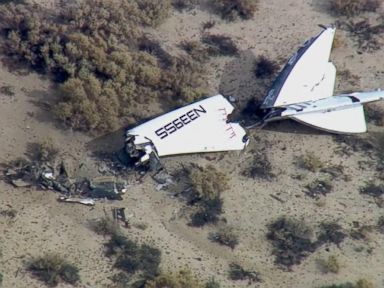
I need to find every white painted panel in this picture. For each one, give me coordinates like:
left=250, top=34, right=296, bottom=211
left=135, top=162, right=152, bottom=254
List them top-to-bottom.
left=274, top=28, right=336, bottom=106
left=127, top=95, right=248, bottom=156
left=292, top=105, right=367, bottom=133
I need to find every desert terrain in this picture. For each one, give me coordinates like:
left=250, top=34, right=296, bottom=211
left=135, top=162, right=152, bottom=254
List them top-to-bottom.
left=1, top=0, right=384, bottom=287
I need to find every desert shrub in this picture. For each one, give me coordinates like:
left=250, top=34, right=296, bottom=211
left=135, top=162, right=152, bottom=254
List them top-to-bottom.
left=172, top=0, right=197, bottom=11
left=211, top=0, right=258, bottom=20
left=328, top=0, right=380, bottom=17
left=0, top=1, right=207, bottom=132
left=202, top=20, right=216, bottom=30
left=202, top=34, right=238, bottom=56
left=180, top=40, right=210, bottom=63
left=254, top=55, right=279, bottom=79
left=0, top=85, right=14, bottom=96
left=365, top=104, right=384, bottom=126
left=373, top=132, right=384, bottom=169
left=33, top=139, right=59, bottom=163
left=242, top=152, right=274, bottom=180
left=296, top=152, right=324, bottom=172
left=184, top=164, right=228, bottom=226
left=185, top=164, right=229, bottom=203
left=305, top=178, right=333, bottom=199
left=360, top=181, right=384, bottom=197
left=190, top=197, right=223, bottom=227
left=0, top=208, right=17, bottom=219
left=90, top=216, right=120, bottom=236
left=267, top=216, right=316, bottom=268
left=377, top=216, right=384, bottom=233
left=317, top=221, right=347, bottom=246
left=350, top=224, right=373, bottom=240
left=209, top=225, right=239, bottom=249
left=105, top=234, right=161, bottom=278
left=27, top=254, right=80, bottom=286
left=318, top=255, right=340, bottom=274
left=228, top=263, right=261, bottom=284
left=145, top=270, right=203, bottom=288
left=0, top=272, right=2, bottom=286
left=205, top=278, right=221, bottom=288
left=318, top=279, right=375, bottom=288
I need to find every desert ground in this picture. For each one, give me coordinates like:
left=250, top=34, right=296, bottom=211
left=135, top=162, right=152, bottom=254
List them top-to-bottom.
left=1, top=0, right=384, bottom=287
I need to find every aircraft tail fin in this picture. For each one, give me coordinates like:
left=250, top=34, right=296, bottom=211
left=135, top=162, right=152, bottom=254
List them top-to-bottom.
left=292, top=105, right=367, bottom=134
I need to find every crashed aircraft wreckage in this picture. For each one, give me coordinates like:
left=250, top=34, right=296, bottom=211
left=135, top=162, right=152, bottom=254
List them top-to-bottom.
left=126, top=26, right=384, bottom=167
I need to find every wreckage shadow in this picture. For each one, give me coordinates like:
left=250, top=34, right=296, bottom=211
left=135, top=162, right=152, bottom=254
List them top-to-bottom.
left=219, top=49, right=265, bottom=105
left=263, top=119, right=330, bottom=136
left=85, top=128, right=126, bottom=155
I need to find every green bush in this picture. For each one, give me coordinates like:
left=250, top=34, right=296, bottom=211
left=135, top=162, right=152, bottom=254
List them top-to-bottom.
left=211, top=0, right=258, bottom=20
left=328, top=0, right=380, bottom=17
left=0, top=1, right=207, bottom=132
left=202, top=34, right=239, bottom=56
left=254, top=56, right=279, bottom=79
left=242, top=152, right=274, bottom=180
left=296, top=152, right=324, bottom=172
left=184, top=164, right=228, bottom=226
left=305, top=178, right=333, bottom=199
left=360, top=181, right=384, bottom=198
left=90, top=216, right=120, bottom=236
left=266, top=216, right=316, bottom=268
left=209, top=225, right=239, bottom=249
left=105, top=234, right=161, bottom=278
left=27, top=254, right=80, bottom=286
left=318, top=255, right=340, bottom=274
left=228, top=263, right=261, bottom=283
left=145, top=270, right=203, bottom=288
left=205, top=278, right=221, bottom=288
left=317, top=278, right=375, bottom=288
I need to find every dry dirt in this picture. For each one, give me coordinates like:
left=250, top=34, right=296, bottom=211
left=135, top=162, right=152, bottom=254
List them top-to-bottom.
left=1, top=0, right=384, bottom=287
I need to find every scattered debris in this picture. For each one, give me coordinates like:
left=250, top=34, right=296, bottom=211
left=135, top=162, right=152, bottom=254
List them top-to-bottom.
left=3, top=159, right=128, bottom=204
left=57, top=196, right=95, bottom=206
left=112, top=207, right=130, bottom=228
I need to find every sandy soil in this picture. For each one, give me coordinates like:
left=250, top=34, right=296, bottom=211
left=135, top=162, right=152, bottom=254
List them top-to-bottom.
left=1, top=0, right=384, bottom=287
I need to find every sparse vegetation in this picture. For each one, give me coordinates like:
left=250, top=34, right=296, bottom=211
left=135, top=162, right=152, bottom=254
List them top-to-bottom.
left=172, top=0, right=197, bottom=11
left=211, top=0, right=258, bottom=21
left=328, top=0, right=380, bottom=17
left=0, top=1, right=207, bottom=132
left=202, top=34, right=239, bottom=56
left=180, top=40, right=210, bottom=63
left=254, top=55, right=279, bottom=79
left=0, top=85, right=15, bottom=96
left=365, top=104, right=384, bottom=126
left=33, top=139, right=59, bottom=163
left=242, top=152, right=274, bottom=180
left=296, top=152, right=324, bottom=172
left=184, top=164, right=229, bottom=227
left=305, top=178, right=333, bottom=199
left=360, top=181, right=384, bottom=198
left=0, top=208, right=17, bottom=219
left=90, top=216, right=120, bottom=236
left=267, top=216, right=316, bottom=268
left=377, top=216, right=384, bottom=234
left=317, top=221, right=347, bottom=247
left=350, top=224, right=373, bottom=240
left=209, top=225, right=239, bottom=249
left=105, top=233, right=161, bottom=279
left=27, top=254, right=80, bottom=286
left=318, top=255, right=340, bottom=274
left=228, top=263, right=261, bottom=284
left=145, top=269, right=203, bottom=288
left=0, top=272, right=2, bottom=287
left=205, top=278, right=221, bottom=288
left=317, top=278, right=375, bottom=288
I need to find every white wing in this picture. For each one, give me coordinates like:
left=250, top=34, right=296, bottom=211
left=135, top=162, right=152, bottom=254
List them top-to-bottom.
left=262, top=27, right=336, bottom=108
left=127, top=95, right=248, bottom=156
left=292, top=105, right=367, bottom=134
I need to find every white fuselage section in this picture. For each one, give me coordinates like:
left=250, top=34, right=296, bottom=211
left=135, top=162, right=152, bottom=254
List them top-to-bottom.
left=279, top=91, right=384, bottom=118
